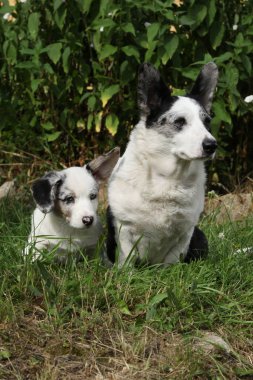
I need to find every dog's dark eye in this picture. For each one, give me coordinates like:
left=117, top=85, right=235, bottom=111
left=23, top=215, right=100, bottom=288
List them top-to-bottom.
left=204, top=116, right=212, bottom=130
left=160, top=117, right=167, bottom=125
left=174, top=117, right=186, bottom=130
left=89, top=193, right=97, bottom=200
left=64, top=196, right=74, bottom=204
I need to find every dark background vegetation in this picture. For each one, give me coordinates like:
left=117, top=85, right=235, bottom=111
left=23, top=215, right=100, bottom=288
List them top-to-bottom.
left=0, top=0, right=253, bottom=190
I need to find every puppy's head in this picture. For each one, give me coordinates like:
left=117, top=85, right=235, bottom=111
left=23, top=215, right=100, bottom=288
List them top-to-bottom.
left=138, top=62, right=218, bottom=160
left=32, top=147, right=120, bottom=229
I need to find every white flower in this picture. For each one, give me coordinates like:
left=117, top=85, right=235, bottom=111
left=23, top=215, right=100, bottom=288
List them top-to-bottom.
left=19, top=0, right=27, bottom=2
left=108, top=12, right=113, bottom=17
left=3, top=13, right=11, bottom=20
left=144, top=22, right=151, bottom=28
left=232, top=24, right=238, bottom=31
left=100, top=26, right=104, bottom=32
left=244, top=95, right=253, bottom=103
left=218, top=232, right=225, bottom=240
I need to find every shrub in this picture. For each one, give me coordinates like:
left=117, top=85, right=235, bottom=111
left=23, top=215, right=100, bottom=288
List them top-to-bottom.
left=0, top=0, right=253, bottom=188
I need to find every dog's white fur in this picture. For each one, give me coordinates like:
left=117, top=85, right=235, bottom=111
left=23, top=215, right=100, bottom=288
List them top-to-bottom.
left=108, top=63, right=218, bottom=266
left=25, top=148, right=120, bottom=261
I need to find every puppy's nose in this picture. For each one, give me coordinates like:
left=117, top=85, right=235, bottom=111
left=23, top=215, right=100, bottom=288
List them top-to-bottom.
left=202, top=138, right=217, bottom=155
left=82, top=216, right=94, bottom=226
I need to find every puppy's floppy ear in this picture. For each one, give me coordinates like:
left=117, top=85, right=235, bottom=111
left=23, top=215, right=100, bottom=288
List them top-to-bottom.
left=138, top=62, right=171, bottom=117
left=189, top=62, right=218, bottom=113
left=86, top=147, right=120, bottom=183
left=32, top=171, right=63, bottom=213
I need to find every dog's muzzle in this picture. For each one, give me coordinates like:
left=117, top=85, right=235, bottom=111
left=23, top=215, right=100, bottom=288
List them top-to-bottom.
left=202, top=138, right=217, bottom=156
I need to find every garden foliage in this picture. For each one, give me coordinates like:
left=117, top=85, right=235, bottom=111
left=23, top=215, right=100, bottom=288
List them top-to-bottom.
left=0, top=0, right=253, bottom=187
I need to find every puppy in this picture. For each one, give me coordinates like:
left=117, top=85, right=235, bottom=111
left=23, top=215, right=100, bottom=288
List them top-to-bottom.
left=107, top=62, right=218, bottom=266
left=25, top=147, right=120, bottom=261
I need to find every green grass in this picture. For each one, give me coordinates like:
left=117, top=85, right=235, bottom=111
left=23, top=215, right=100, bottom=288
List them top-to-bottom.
left=0, top=198, right=253, bottom=379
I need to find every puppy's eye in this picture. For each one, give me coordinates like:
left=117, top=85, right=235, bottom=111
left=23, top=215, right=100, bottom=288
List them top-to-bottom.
left=174, top=117, right=186, bottom=130
left=89, top=193, right=97, bottom=200
left=64, top=196, right=74, bottom=204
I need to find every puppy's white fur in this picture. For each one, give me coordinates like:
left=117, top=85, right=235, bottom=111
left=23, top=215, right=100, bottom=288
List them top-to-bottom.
left=108, top=63, right=218, bottom=266
left=25, top=148, right=120, bottom=261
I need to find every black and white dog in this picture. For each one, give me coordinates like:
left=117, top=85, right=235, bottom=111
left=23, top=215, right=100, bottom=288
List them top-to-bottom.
left=107, top=62, right=218, bottom=266
left=25, top=148, right=120, bottom=261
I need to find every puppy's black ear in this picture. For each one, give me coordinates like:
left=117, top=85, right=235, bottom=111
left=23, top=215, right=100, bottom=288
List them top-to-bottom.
left=138, top=62, right=171, bottom=117
left=189, top=62, right=218, bottom=113
left=86, top=147, right=120, bottom=183
left=32, top=171, right=63, bottom=213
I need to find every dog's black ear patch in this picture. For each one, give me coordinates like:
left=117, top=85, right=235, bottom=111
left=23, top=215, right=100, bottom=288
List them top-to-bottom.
left=189, top=62, right=218, bottom=113
left=138, top=63, right=176, bottom=127
left=138, top=63, right=171, bottom=115
left=86, top=147, right=120, bottom=183
left=32, top=171, right=63, bottom=213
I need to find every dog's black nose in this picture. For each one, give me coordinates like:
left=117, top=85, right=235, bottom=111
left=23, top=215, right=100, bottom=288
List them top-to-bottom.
left=202, top=138, right=217, bottom=155
left=82, top=216, right=94, bottom=226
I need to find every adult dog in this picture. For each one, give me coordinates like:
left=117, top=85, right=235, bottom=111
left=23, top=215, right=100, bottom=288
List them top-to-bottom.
left=107, top=62, right=218, bottom=266
left=25, top=147, right=120, bottom=261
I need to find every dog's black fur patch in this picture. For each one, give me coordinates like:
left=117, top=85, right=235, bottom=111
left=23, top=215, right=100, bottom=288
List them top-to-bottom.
left=138, top=62, right=178, bottom=128
left=146, top=96, right=178, bottom=127
left=32, top=172, right=63, bottom=213
left=106, top=206, right=117, bottom=263
left=184, top=226, right=208, bottom=263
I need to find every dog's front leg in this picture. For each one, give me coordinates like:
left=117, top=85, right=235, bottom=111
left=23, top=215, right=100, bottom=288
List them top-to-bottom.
left=115, top=223, right=138, bottom=267
left=163, top=229, right=194, bottom=265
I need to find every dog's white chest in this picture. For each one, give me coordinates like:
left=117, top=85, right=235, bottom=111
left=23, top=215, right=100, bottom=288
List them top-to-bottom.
left=109, top=155, right=205, bottom=264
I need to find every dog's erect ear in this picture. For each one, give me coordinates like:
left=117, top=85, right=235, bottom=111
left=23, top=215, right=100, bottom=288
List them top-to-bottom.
left=138, top=62, right=171, bottom=117
left=189, top=62, right=218, bottom=113
left=86, top=147, right=120, bottom=183
left=32, top=171, right=63, bottom=213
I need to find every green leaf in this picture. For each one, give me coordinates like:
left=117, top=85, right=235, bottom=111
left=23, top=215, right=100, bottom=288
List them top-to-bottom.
left=53, top=0, right=62, bottom=12
left=76, top=0, right=93, bottom=14
left=207, top=0, right=216, bottom=26
left=192, top=4, right=207, bottom=27
left=55, top=6, right=67, bottom=30
left=28, top=13, right=40, bottom=40
left=122, top=22, right=135, bottom=36
left=147, top=22, right=160, bottom=43
left=210, top=22, right=225, bottom=50
left=162, top=35, right=179, bottom=64
left=5, top=42, right=17, bottom=64
left=46, top=43, right=62, bottom=64
left=99, top=44, right=117, bottom=60
left=121, top=45, right=140, bottom=62
left=62, top=47, right=71, bottom=73
left=214, top=52, right=233, bottom=64
left=242, top=55, right=252, bottom=75
left=16, top=61, right=37, bottom=69
left=43, top=63, right=54, bottom=74
left=31, top=79, right=42, bottom=93
left=101, top=84, right=119, bottom=108
left=87, top=95, right=96, bottom=111
left=213, top=101, right=231, bottom=124
left=94, top=112, right=103, bottom=132
left=105, top=113, right=119, bottom=135
left=86, top=114, right=93, bottom=130
left=42, top=122, right=54, bottom=131
left=45, top=131, right=62, bottom=142
left=148, top=293, right=168, bottom=307
left=117, top=300, right=131, bottom=315
left=0, top=350, right=11, bottom=360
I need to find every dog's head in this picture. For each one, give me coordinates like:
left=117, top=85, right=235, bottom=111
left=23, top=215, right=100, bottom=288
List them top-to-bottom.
left=138, top=62, right=218, bottom=160
left=32, top=147, right=120, bottom=229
